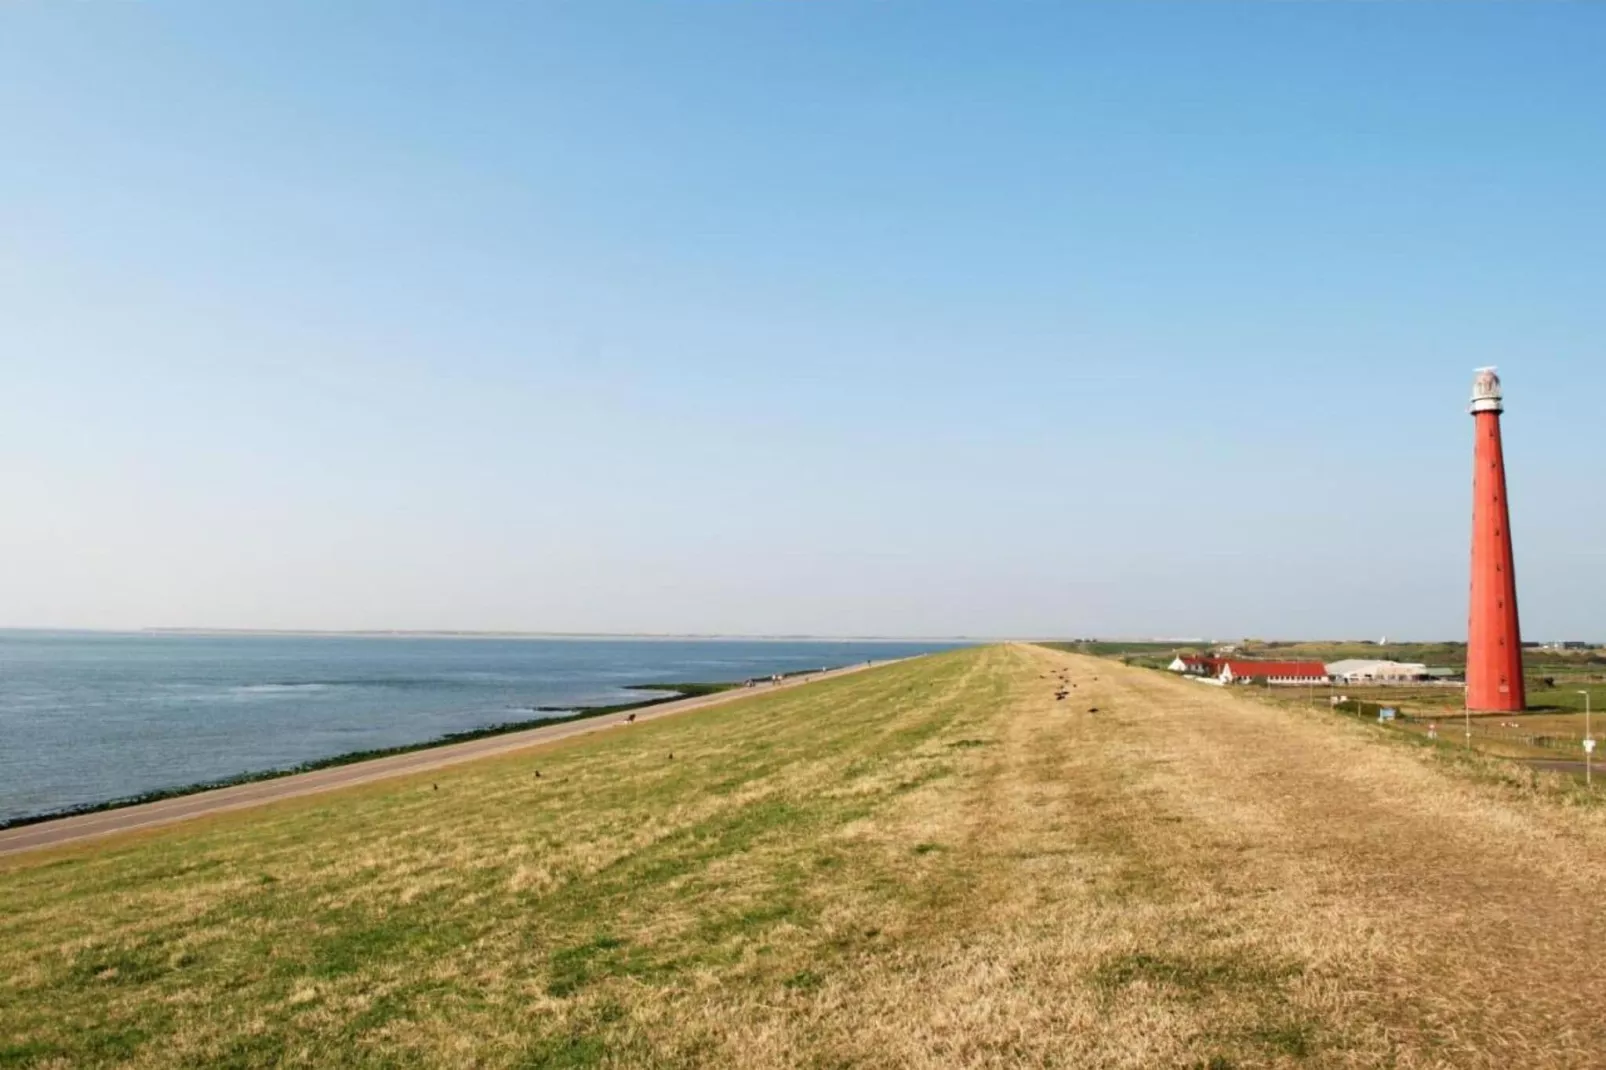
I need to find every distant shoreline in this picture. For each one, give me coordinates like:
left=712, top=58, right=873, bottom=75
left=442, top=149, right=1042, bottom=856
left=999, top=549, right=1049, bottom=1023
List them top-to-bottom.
left=0, top=627, right=980, bottom=643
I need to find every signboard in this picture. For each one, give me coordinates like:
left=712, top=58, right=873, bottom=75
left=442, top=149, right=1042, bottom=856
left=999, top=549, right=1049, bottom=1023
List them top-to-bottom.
left=1378, top=707, right=1397, bottom=723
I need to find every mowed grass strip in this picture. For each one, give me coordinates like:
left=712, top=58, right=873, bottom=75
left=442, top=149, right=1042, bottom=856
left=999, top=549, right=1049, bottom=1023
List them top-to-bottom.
left=5, top=645, right=1606, bottom=1069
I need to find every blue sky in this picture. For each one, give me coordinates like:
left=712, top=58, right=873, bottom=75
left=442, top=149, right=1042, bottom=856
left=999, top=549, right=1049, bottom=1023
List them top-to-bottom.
left=3, top=2, right=1602, bottom=639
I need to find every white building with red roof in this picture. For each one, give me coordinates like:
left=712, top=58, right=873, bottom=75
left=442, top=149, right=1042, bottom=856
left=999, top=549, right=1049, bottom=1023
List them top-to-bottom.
left=1167, top=655, right=1225, bottom=676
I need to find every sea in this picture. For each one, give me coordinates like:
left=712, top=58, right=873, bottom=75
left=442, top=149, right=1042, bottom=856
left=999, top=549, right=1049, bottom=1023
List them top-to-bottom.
left=0, top=631, right=963, bottom=824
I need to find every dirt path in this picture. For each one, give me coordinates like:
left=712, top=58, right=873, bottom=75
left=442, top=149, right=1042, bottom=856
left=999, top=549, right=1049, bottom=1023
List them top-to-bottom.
left=983, top=645, right=1606, bottom=1067
left=0, top=661, right=890, bottom=858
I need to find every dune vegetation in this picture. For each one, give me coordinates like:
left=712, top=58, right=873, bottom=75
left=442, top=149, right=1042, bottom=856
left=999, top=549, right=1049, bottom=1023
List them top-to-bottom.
left=4, top=645, right=1605, bottom=1068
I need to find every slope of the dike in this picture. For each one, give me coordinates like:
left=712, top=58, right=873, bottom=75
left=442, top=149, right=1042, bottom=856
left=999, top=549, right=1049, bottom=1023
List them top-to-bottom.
left=4, top=644, right=1606, bottom=1069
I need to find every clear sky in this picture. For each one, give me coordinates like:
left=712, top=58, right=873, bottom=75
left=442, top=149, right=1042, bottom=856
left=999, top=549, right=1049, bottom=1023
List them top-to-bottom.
left=3, top=2, right=1602, bottom=640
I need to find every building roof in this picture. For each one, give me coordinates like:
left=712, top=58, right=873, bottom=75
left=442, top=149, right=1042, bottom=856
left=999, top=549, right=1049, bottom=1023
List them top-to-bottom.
left=1325, top=659, right=1429, bottom=676
left=1218, top=660, right=1328, bottom=679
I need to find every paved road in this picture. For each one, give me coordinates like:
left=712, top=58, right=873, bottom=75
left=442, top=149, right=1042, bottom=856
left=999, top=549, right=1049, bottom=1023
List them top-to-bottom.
left=0, top=661, right=889, bottom=859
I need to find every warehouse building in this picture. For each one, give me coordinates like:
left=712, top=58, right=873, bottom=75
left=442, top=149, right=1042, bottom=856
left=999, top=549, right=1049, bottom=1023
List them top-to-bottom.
left=1325, top=659, right=1430, bottom=685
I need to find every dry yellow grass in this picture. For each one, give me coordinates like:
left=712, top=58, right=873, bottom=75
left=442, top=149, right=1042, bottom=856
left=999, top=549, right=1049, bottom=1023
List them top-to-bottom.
left=4, top=644, right=1606, bottom=1068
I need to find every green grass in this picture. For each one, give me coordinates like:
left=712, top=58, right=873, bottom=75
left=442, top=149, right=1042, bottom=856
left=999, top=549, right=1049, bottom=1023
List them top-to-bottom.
left=1047, top=637, right=1606, bottom=677
left=1240, top=639, right=1606, bottom=675
left=1038, top=640, right=1186, bottom=657
left=1244, top=640, right=1471, bottom=668
left=0, top=652, right=1003, bottom=1068
left=1526, top=683, right=1606, bottom=712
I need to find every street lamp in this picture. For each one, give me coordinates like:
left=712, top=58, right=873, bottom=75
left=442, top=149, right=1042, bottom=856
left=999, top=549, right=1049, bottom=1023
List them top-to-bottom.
left=1579, top=690, right=1594, bottom=789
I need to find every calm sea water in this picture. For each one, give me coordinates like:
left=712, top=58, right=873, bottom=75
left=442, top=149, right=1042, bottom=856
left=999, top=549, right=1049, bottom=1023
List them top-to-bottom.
left=0, top=631, right=961, bottom=823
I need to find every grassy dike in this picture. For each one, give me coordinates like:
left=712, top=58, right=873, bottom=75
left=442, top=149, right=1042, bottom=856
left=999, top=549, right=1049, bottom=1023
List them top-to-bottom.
left=6, top=644, right=1606, bottom=1068
left=0, top=651, right=995, bottom=1068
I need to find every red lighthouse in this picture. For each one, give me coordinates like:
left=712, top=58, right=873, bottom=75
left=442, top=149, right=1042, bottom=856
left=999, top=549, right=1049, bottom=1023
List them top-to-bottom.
left=1466, top=368, right=1525, bottom=712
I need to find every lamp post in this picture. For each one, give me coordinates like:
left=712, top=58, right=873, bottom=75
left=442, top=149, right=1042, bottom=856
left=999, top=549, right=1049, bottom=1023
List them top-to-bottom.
left=1579, top=690, right=1594, bottom=788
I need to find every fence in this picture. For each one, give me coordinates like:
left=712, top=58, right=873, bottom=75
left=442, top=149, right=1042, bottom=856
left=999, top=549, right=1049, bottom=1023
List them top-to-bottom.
left=1330, top=699, right=1587, bottom=756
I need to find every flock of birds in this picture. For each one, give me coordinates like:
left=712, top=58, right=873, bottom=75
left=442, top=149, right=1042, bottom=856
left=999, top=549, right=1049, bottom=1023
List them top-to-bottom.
left=1045, top=667, right=1099, bottom=714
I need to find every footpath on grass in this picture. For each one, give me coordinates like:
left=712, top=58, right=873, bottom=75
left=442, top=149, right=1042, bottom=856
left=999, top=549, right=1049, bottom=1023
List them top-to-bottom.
left=0, top=660, right=890, bottom=858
